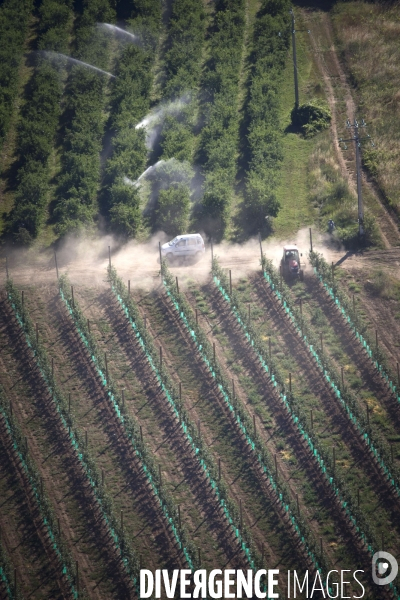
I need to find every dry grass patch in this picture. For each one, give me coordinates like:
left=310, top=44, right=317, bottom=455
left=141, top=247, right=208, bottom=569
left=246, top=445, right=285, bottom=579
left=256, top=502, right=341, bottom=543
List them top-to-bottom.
left=332, top=2, right=400, bottom=213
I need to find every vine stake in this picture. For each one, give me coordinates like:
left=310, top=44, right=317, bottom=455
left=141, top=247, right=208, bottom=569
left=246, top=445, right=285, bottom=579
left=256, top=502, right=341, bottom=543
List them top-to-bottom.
left=54, top=250, right=59, bottom=280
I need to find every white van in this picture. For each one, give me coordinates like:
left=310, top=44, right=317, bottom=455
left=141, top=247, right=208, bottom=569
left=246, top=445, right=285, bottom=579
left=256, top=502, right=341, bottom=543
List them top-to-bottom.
left=161, top=233, right=205, bottom=261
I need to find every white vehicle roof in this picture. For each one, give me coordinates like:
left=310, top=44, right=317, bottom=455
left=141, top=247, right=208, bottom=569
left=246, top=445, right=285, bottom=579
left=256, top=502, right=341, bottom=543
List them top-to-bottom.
left=175, top=233, right=202, bottom=239
left=283, top=244, right=299, bottom=251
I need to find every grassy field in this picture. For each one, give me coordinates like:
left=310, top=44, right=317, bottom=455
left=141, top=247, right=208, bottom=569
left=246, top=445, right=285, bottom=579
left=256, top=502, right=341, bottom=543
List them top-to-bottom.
left=332, top=1, right=400, bottom=214
left=273, top=10, right=321, bottom=239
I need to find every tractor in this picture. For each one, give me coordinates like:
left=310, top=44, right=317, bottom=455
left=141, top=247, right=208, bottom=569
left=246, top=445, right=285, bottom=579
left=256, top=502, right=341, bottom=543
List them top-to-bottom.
left=281, top=244, right=304, bottom=281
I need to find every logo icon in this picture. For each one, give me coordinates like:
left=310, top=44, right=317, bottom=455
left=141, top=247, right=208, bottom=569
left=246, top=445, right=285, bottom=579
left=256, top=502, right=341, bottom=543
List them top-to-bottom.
left=372, top=551, right=398, bottom=586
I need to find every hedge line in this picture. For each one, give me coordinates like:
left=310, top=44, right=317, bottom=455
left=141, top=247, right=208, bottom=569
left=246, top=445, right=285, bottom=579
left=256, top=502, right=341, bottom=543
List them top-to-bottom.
left=0, top=0, right=33, bottom=150
left=6, top=0, right=73, bottom=244
left=53, top=0, right=115, bottom=237
left=102, top=0, right=161, bottom=238
left=151, top=0, right=206, bottom=234
left=157, top=0, right=206, bottom=161
left=163, top=0, right=206, bottom=99
left=197, top=0, right=246, bottom=240
left=242, top=0, right=291, bottom=232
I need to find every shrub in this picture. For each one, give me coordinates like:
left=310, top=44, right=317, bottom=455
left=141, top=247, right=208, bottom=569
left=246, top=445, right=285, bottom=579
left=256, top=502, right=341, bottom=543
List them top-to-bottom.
left=291, top=101, right=331, bottom=137
left=244, top=173, right=280, bottom=226
left=201, top=177, right=231, bottom=240
left=108, top=180, right=142, bottom=237
left=156, top=183, right=190, bottom=235
left=109, top=202, right=141, bottom=237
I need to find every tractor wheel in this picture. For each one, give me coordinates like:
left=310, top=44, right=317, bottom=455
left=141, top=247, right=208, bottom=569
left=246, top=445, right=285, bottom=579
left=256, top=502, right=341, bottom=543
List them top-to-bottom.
left=299, top=269, right=304, bottom=282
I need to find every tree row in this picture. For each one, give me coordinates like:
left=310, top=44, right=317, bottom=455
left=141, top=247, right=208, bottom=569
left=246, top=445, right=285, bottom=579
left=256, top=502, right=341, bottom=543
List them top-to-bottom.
left=0, top=0, right=33, bottom=150
left=6, top=0, right=73, bottom=243
left=102, top=0, right=162, bottom=238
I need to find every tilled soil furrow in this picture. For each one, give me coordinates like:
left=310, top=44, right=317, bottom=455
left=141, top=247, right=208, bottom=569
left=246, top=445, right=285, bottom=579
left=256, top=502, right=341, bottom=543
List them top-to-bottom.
left=301, top=275, right=400, bottom=438
left=200, top=277, right=400, bottom=597
left=248, top=277, right=400, bottom=553
left=186, top=280, right=392, bottom=598
left=185, top=283, right=356, bottom=566
left=25, top=284, right=185, bottom=578
left=132, top=285, right=329, bottom=582
left=83, top=288, right=239, bottom=571
left=1, top=295, right=135, bottom=598
left=0, top=424, right=63, bottom=599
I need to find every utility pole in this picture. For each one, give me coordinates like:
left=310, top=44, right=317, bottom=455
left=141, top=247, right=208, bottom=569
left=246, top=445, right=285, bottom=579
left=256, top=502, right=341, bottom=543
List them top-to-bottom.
left=281, top=9, right=310, bottom=108
left=290, top=9, right=299, bottom=108
left=339, top=119, right=375, bottom=239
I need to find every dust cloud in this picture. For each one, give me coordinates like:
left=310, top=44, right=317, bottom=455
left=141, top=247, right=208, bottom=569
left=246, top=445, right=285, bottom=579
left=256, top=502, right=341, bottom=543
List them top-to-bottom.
left=0, top=227, right=340, bottom=291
